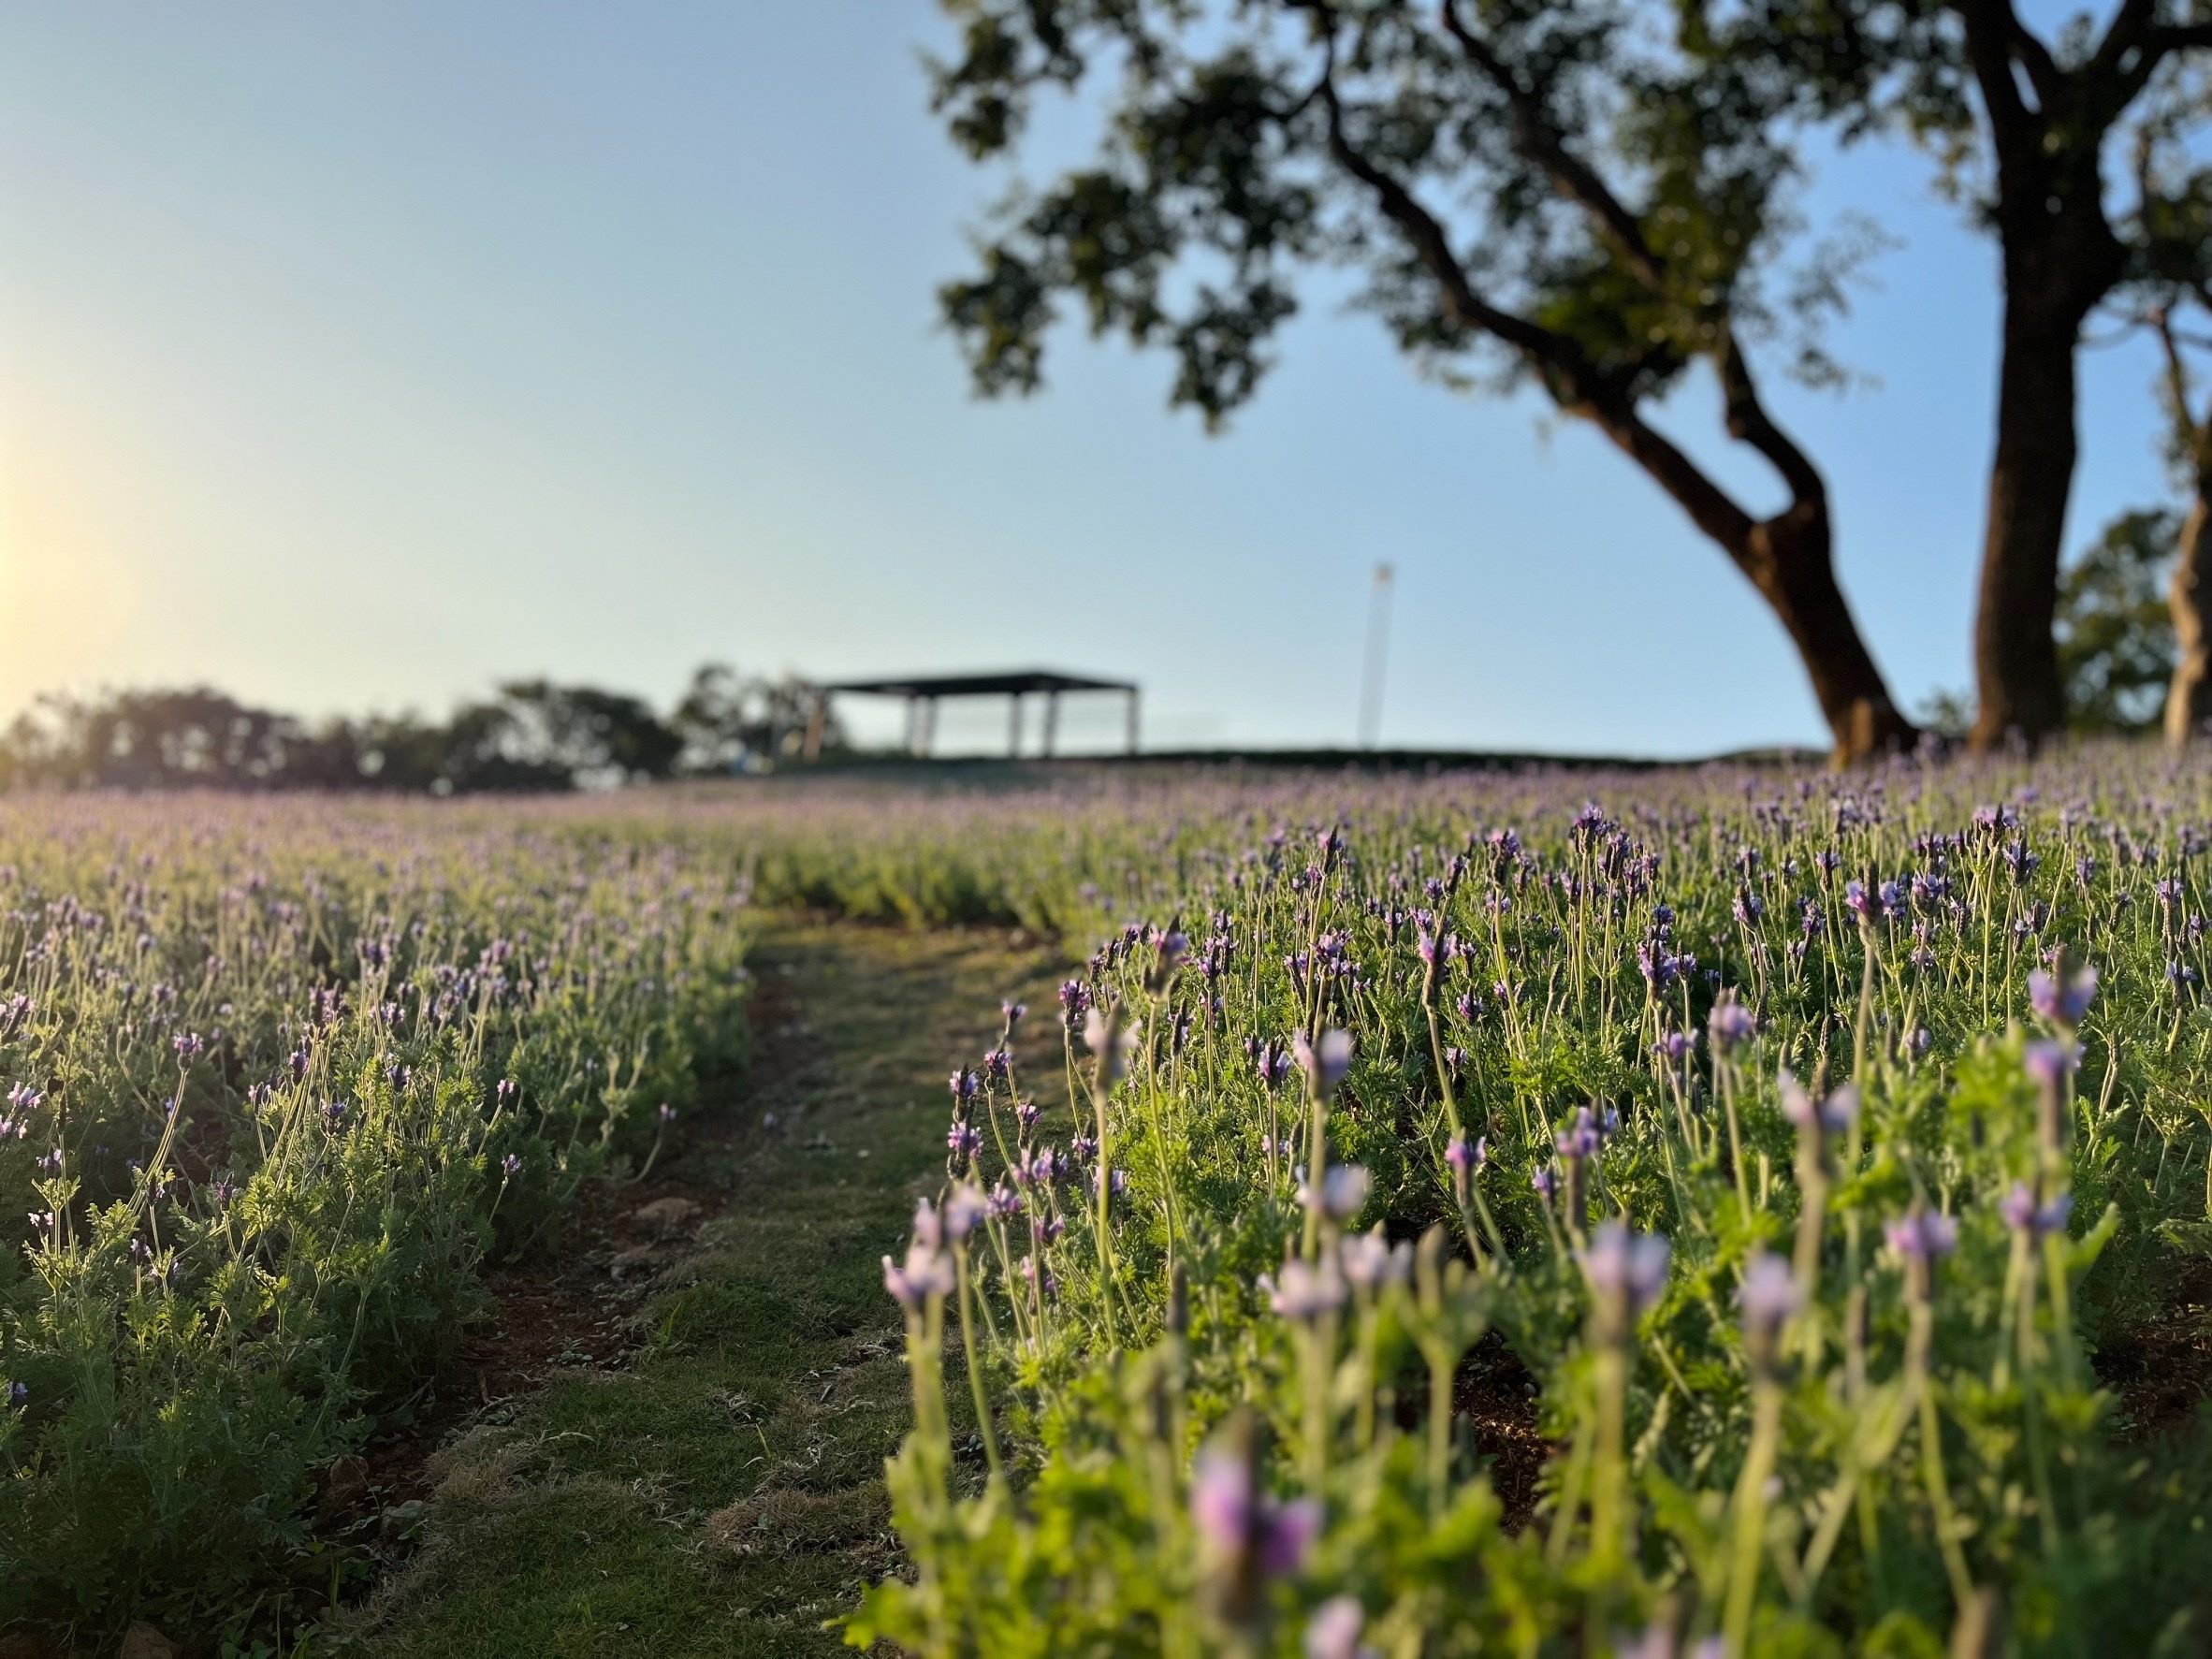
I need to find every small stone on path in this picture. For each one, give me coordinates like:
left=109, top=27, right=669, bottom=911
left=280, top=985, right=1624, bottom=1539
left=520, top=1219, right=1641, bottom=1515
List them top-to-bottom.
left=631, top=1197, right=700, bottom=1235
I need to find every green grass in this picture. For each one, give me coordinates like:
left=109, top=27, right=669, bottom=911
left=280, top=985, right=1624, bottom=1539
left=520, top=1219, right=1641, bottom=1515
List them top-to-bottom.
left=347, top=920, right=1067, bottom=1658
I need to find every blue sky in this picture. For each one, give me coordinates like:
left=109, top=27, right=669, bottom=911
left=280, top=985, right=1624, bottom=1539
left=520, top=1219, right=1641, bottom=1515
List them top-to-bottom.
left=0, top=2, right=2177, bottom=756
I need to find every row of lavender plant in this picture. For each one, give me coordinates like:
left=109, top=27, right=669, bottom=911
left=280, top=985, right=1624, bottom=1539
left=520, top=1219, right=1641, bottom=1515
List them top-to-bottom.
left=851, top=749, right=2212, bottom=1655
left=0, top=794, right=752, bottom=1626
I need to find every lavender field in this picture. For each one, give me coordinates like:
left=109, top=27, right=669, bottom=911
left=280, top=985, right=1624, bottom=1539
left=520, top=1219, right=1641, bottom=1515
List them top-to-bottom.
left=7, top=752, right=2212, bottom=1655
left=750, top=752, right=2212, bottom=1655
left=0, top=797, right=754, bottom=1630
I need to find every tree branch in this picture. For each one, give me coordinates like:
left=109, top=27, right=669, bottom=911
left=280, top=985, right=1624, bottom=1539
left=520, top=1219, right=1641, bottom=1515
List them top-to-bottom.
left=1435, top=0, right=1824, bottom=518
left=1436, top=0, right=1665, bottom=291
left=1953, top=0, right=2045, bottom=175
left=2086, top=0, right=2159, bottom=84
left=2084, top=4, right=2212, bottom=130
left=2007, top=14, right=2066, bottom=108
left=2147, top=20, right=2212, bottom=56
left=1316, top=73, right=1759, bottom=556
left=1315, top=77, right=1580, bottom=373
left=2152, top=304, right=2199, bottom=438
left=1717, top=333, right=1827, bottom=514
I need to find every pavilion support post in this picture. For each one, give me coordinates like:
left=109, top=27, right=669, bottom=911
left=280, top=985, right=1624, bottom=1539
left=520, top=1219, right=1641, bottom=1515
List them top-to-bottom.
left=1126, top=689, right=1140, bottom=756
left=802, top=691, right=828, bottom=762
left=1041, top=692, right=1060, bottom=758
left=1008, top=693, right=1024, bottom=759
left=905, top=696, right=921, bottom=757
left=919, top=697, right=938, bottom=758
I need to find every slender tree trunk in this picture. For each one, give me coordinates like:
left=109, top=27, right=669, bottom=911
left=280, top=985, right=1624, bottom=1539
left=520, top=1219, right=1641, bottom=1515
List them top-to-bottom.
left=1971, top=309, right=2079, bottom=749
left=1590, top=411, right=1914, bottom=766
left=2165, top=436, right=2212, bottom=747
left=1746, top=513, right=1918, bottom=764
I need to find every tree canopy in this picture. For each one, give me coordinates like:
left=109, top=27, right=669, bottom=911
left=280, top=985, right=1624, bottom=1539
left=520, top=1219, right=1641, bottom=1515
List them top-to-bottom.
left=929, top=0, right=1917, bottom=758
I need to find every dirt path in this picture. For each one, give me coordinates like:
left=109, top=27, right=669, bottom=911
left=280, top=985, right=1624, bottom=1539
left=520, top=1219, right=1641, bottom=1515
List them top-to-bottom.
left=344, top=919, right=1069, bottom=1659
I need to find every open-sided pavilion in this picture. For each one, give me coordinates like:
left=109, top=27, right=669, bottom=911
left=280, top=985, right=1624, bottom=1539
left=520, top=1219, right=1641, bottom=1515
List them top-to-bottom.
left=808, top=669, right=1139, bottom=759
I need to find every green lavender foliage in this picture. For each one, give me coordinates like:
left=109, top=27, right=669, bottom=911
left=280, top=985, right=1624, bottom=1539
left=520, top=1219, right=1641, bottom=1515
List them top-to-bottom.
left=830, top=749, right=2212, bottom=1656
left=0, top=795, right=752, bottom=1625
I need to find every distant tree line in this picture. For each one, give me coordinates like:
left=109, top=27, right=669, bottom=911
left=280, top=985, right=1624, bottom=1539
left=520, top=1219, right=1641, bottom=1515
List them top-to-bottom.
left=0, top=666, right=845, bottom=793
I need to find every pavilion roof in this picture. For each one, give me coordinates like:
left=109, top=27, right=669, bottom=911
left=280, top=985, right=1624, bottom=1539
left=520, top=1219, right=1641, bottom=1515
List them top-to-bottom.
left=820, top=668, right=1136, bottom=698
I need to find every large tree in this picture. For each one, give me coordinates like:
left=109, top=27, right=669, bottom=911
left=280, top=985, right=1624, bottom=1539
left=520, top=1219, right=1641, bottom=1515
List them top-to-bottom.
left=926, top=0, right=1917, bottom=762
left=1728, top=0, right=2212, bottom=746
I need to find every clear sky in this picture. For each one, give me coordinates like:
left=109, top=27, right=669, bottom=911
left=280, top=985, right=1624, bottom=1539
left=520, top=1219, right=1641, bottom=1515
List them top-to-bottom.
left=0, top=2, right=2178, bottom=757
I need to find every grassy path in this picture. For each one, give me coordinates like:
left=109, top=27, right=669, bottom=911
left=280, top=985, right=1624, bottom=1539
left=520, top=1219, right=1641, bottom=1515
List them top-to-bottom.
left=349, top=919, right=1066, bottom=1659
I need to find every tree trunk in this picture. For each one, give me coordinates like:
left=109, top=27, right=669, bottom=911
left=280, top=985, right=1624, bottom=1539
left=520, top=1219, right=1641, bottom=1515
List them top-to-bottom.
left=1971, top=310, right=2079, bottom=749
left=1587, top=406, right=1914, bottom=767
left=2165, top=442, right=2212, bottom=747
left=1746, top=512, right=1918, bottom=765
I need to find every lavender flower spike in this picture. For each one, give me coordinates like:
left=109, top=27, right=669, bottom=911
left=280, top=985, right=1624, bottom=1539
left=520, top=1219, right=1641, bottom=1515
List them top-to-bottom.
left=2027, top=961, right=2098, bottom=1027
left=1292, top=1028, right=1354, bottom=1096
left=1579, top=1221, right=1671, bottom=1321
left=1737, top=1250, right=1802, bottom=1342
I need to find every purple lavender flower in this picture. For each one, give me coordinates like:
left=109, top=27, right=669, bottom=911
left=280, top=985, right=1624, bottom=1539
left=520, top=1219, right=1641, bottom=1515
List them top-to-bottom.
left=1844, top=879, right=1885, bottom=924
left=2027, top=962, right=2097, bottom=1026
left=1057, top=979, right=1093, bottom=1026
left=1707, top=993, right=1756, bottom=1053
left=1084, top=1008, right=1139, bottom=1081
left=1290, top=1028, right=1354, bottom=1097
left=2023, top=1039, right=2080, bottom=1089
left=1777, top=1070, right=1858, bottom=1138
left=1445, top=1135, right=1486, bottom=1176
left=500, top=1153, right=521, bottom=1176
left=1300, top=1162, right=1369, bottom=1221
left=1999, top=1181, right=2073, bottom=1238
left=943, top=1182, right=986, bottom=1242
left=904, top=1197, right=943, bottom=1250
left=1885, top=1209, right=1959, bottom=1261
left=1578, top=1222, right=1671, bottom=1321
left=1338, top=1227, right=1411, bottom=1290
left=882, top=1242, right=954, bottom=1309
left=1738, top=1251, right=1802, bottom=1342
left=1262, top=1256, right=1348, bottom=1320
left=1190, top=1438, right=1320, bottom=1581
left=1304, top=1597, right=1372, bottom=1659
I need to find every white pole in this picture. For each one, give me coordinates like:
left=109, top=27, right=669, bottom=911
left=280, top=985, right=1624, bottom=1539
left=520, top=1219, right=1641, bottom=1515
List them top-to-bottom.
left=1358, top=562, right=1394, bottom=749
